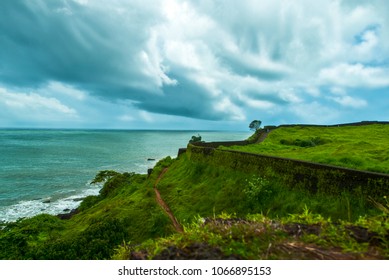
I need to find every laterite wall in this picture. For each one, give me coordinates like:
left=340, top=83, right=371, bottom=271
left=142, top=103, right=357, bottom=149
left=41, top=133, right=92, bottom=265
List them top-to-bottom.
left=186, top=144, right=389, bottom=200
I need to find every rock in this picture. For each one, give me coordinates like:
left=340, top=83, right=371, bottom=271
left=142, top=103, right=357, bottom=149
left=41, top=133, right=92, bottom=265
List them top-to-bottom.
left=57, top=209, right=79, bottom=220
left=152, top=242, right=242, bottom=260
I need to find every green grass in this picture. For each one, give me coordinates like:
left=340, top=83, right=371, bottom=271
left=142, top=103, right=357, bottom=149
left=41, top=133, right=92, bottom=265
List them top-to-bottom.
left=226, top=124, right=389, bottom=173
left=156, top=154, right=380, bottom=223
left=0, top=171, right=174, bottom=260
left=114, top=211, right=389, bottom=260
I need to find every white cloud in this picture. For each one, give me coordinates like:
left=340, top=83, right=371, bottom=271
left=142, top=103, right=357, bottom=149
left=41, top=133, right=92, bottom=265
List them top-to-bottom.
left=72, top=0, right=89, bottom=5
left=354, top=29, right=379, bottom=55
left=319, top=63, right=389, bottom=88
left=46, top=82, right=87, bottom=101
left=304, top=87, right=321, bottom=97
left=330, top=87, right=347, bottom=96
left=0, top=88, right=78, bottom=125
left=279, top=88, right=302, bottom=103
left=0, top=90, right=76, bottom=115
left=330, top=95, right=367, bottom=108
left=214, top=97, right=245, bottom=121
left=245, top=99, right=275, bottom=110
left=290, top=101, right=341, bottom=124
left=139, top=111, right=155, bottom=123
left=118, top=114, right=135, bottom=122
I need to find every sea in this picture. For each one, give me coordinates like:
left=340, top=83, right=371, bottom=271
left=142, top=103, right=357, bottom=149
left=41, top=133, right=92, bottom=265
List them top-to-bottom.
left=0, top=129, right=250, bottom=222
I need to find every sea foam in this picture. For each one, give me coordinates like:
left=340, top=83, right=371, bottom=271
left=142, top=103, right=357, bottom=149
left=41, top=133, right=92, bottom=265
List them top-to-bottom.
left=0, top=182, right=102, bottom=223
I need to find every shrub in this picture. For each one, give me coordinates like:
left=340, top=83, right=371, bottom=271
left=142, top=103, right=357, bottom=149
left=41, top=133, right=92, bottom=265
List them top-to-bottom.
left=189, top=134, right=203, bottom=143
left=280, top=137, right=328, bottom=147
left=91, top=170, right=120, bottom=184
left=99, top=172, right=135, bottom=198
left=243, top=176, right=273, bottom=209
left=78, top=195, right=102, bottom=211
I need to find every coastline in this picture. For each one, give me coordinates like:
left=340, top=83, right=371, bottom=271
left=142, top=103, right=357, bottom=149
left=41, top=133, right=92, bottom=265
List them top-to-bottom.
left=0, top=130, right=250, bottom=223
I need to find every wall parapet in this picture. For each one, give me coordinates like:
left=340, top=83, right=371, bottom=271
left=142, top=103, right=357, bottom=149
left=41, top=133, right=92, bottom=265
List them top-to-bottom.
left=180, top=121, right=389, bottom=199
left=277, top=121, right=389, bottom=128
left=186, top=143, right=389, bottom=200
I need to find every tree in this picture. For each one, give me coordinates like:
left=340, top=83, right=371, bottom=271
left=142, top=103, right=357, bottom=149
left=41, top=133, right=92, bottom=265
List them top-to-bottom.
left=249, top=120, right=262, bottom=131
left=189, top=134, right=202, bottom=143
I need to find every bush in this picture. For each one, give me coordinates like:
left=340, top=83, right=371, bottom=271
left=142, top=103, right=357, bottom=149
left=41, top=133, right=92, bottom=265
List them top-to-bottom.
left=189, top=134, right=203, bottom=143
left=280, top=137, right=328, bottom=147
left=91, top=170, right=120, bottom=184
left=99, top=172, right=135, bottom=198
left=243, top=176, right=273, bottom=210
left=78, top=195, right=102, bottom=211
left=43, top=217, right=128, bottom=259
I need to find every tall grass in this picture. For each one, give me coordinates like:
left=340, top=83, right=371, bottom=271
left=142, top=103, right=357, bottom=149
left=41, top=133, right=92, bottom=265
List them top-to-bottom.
left=156, top=155, right=378, bottom=223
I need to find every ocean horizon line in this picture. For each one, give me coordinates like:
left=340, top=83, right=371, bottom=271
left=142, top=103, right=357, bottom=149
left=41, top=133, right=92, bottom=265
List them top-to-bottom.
left=0, top=127, right=248, bottom=133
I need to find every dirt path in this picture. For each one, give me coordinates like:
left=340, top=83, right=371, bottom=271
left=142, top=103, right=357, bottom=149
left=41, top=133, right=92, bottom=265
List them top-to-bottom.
left=152, top=130, right=269, bottom=234
left=255, top=130, right=270, bottom=143
left=154, top=168, right=184, bottom=233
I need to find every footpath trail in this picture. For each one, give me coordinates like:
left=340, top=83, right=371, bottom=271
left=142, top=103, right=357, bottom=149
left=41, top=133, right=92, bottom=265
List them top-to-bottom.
left=151, top=130, right=269, bottom=234
left=255, top=130, right=270, bottom=143
left=154, top=168, right=184, bottom=233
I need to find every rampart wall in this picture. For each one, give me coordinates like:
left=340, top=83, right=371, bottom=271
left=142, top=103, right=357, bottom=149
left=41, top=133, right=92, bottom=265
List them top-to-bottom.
left=182, top=122, right=389, bottom=200
left=186, top=144, right=389, bottom=199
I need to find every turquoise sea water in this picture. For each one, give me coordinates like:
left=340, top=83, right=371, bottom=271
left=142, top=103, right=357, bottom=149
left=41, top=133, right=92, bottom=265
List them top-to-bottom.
left=0, top=129, right=250, bottom=222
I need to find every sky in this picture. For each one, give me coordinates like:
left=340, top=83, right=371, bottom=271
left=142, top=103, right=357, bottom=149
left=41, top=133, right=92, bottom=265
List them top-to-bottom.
left=0, top=0, right=388, bottom=130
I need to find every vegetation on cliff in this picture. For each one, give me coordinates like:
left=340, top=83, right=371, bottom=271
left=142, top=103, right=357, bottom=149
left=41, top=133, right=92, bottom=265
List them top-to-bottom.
left=0, top=123, right=388, bottom=260
left=227, top=124, right=389, bottom=174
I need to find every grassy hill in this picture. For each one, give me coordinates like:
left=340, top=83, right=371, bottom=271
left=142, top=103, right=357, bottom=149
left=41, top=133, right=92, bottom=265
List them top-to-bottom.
left=1, top=123, right=388, bottom=260
left=226, top=124, right=389, bottom=174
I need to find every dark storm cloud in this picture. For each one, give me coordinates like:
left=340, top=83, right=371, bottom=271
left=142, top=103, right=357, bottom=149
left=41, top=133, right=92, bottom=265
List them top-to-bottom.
left=0, top=0, right=161, bottom=93
left=0, top=0, right=239, bottom=121
left=136, top=74, right=230, bottom=120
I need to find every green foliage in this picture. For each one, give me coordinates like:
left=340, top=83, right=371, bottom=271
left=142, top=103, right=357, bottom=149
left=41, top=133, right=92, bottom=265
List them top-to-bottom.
left=249, top=120, right=262, bottom=131
left=229, top=124, right=389, bottom=174
left=246, top=129, right=262, bottom=143
left=189, top=134, right=202, bottom=143
left=280, top=137, right=329, bottom=147
left=192, top=142, right=388, bottom=208
left=158, top=153, right=378, bottom=222
left=151, top=156, right=175, bottom=179
left=154, top=156, right=174, bottom=169
left=0, top=170, right=171, bottom=260
left=91, top=170, right=120, bottom=184
left=99, top=172, right=135, bottom=198
left=243, top=176, right=273, bottom=209
left=78, top=195, right=102, bottom=212
left=369, top=195, right=389, bottom=215
left=286, top=205, right=329, bottom=224
left=116, top=209, right=389, bottom=260
left=114, top=213, right=278, bottom=260
left=0, top=214, right=65, bottom=259
left=43, top=217, right=128, bottom=259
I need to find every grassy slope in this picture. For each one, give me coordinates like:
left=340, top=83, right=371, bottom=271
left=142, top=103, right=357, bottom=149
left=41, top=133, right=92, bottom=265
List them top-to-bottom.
left=1, top=124, right=389, bottom=260
left=226, top=124, right=389, bottom=173
left=114, top=154, right=388, bottom=260
left=0, top=171, right=174, bottom=259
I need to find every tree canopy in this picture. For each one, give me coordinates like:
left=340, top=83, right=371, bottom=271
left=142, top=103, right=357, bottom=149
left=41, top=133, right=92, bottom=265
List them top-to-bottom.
left=249, top=120, right=262, bottom=131
left=189, top=134, right=202, bottom=143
